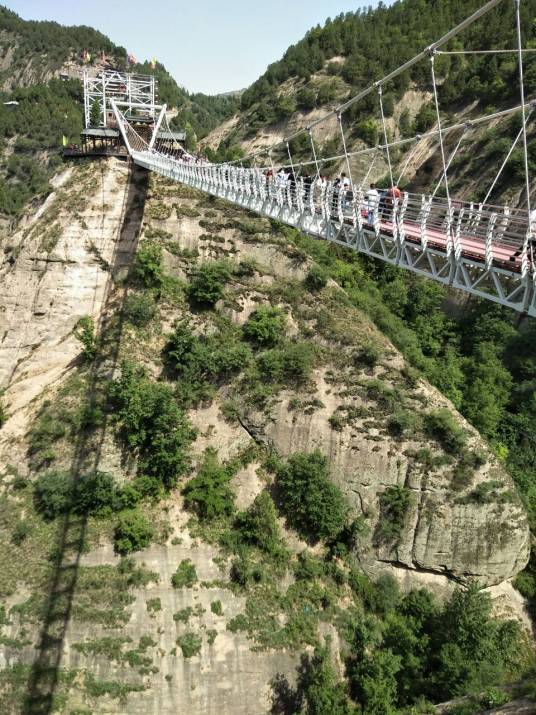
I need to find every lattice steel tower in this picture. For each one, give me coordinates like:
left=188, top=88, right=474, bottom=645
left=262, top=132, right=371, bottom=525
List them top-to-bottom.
left=83, top=69, right=157, bottom=128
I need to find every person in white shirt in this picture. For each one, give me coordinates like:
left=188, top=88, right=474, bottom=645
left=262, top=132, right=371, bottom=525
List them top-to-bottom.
left=276, top=168, right=288, bottom=188
left=341, top=173, right=351, bottom=209
left=366, top=182, right=379, bottom=225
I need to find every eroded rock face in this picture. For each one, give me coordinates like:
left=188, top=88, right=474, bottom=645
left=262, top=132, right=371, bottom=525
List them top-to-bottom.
left=0, top=160, right=531, bottom=713
left=240, top=369, right=529, bottom=587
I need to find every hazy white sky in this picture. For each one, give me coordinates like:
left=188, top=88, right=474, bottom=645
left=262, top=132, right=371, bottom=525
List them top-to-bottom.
left=4, top=1, right=384, bottom=94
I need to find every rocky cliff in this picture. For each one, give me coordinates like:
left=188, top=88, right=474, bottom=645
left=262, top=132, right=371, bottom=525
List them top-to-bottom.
left=0, top=158, right=531, bottom=714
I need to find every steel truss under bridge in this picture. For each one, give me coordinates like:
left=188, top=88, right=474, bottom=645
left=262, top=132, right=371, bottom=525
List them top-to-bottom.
left=111, top=0, right=536, bottom=317
left=83, top=69, right=158, bottom=128
left=129, top=153, right=536, bottom=317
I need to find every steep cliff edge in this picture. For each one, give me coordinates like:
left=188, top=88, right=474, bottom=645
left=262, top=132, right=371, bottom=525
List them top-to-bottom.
left=0, top=158, right=531, bottom=714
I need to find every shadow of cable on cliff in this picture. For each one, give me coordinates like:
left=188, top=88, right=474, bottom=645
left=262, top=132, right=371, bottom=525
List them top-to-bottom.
left=24, top=163, right=149, bottom=715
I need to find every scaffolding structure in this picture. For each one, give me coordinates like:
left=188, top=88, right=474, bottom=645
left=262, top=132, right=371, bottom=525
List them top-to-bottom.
left=83, top=69, right=157, bottom=128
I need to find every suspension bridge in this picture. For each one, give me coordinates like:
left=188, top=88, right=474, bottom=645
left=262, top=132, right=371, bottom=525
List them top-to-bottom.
left=112, top=0, right=536, bottom=316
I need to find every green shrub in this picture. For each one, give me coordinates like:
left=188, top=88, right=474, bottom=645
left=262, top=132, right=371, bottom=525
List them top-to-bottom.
left=356, top=118, right=379, bottom=146
left=135, top=242, right=163, bottom=289
left=235, top=257, right=259, bottom=276
left=187, top=261, right=230, bottom=306
left=305, top=264, right=329, bottom=291
left=123, top=293, right=157, bottom=327
left=243, top=306, right=286, bottom=346
left=74, top=316, right=97, bottom=361
left=164, top=322, right=251, bottom=399
left=258, top=341, right=315, bottom=385
left=355, top=341, right=382, bottom=369
left=109, top=361, right=196, bottom=489
left=0, top=397, right=7, bottom=428
left=27, top=401, right=75, bottom=468
left=78, top=403, right=104, bottom=430
left=388, top=408, right=418, bottom=437
left=424, top=409, right=467, bottom=454
left=328, top=412, right=345, bottom=431
left=183, top=449, right=235, bottom=520
left=451, top=450, right=486, bottom=492
left=276, top=451, right=348, bottom=542
left=34, top=471, right=73, bottom=519
left=74, top=471, right=118, bottom=516
left=117, top=482, right=143, bottom=509
left=376, top=485, right=414, bottom=543
left=235, top=491, right=284, bottom=556
left=114, top=510, right=154, bottom=555
left=11, top=520, right=31, bottom=545
left=230, top=552, right=265, bottom=588
left=171, top=560, right=198, bottom=588
left=146, top=597, right=161, bottom=614
left=210, top=600, right=223, bottom=616
left=173, top=607, right=193, bottom=623
left=207, top=629, right=217, bottom=645
left=177, top=632, right=202, bottom=658
left=284, top=641, right=355, bottom=714
left=479, top=688, right=510, bottom=709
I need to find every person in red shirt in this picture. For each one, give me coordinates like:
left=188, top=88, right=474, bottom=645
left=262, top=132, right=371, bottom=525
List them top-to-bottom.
left=384, top=184, right=401, bottom=221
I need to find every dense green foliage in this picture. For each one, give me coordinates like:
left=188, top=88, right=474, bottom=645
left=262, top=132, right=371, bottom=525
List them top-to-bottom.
left=240, top=0, right=536, bottom=131
left=0, top=5, right=125, bottom=72
left=0, top=79, right=83, bottom=214
left=170, top=91, right=239, bottom=141
left=134, top=242, right=164, bottom=290
left=187, top=260, right=231, bottom=306
left=305, top=265, right=329, bottom=291
left=123, top=293, right=157, bottom=327
left=243, top=306, right=287, bottom=346
left=74, top=316, right=97, bottom=361
left=164, top=320, right=251, bottom=402
left=258, top=341, right=315, bottom=385
left=109, top=361, right=196, bottom=490
left=423, top=409, right=467, bottom=454
left=183, top=448, right=235, bottom=520
left=276, top=451, right=348, bottom=542
left=35, top=467, right=142, bottom=514
left=33, top=470, right=73, bottom=519
left=34, top=470, right=124, bottom=519
left=235, top=492, right=284, bottom=557
left=114, top=510, right=153, bottom=555
left=171, top=560, right=197, bottom=588
left=347, top=581, right=522, bottom=712
left=176, top=632, right=202, bottom=658
left=273, top=641, right=356, bottom=714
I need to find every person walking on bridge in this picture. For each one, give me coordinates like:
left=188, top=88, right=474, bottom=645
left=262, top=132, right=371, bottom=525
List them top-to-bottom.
left=341, top=172, right=351, bottom=209
left=366, top=182, right=379, bottom=225
left=385, top=184, right=402, bottom=221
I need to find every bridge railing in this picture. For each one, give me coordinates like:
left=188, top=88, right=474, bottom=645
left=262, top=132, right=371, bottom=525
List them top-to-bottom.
left=136, top=153, right=531, bottom=274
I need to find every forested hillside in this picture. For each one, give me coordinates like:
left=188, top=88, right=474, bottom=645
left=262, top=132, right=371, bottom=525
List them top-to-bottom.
left=240, top=0, right=536, bottom=128
left=0, top=6, right=238, bottom=221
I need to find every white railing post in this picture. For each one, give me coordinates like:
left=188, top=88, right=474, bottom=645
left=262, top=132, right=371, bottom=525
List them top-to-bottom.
left=420, top=195, right=432, bottom=250
left=485, top=213, right=497, bottom=269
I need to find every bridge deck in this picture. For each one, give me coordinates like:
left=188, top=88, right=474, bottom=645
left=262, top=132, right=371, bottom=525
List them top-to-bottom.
left=129, top=151, right=536, bottom=317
